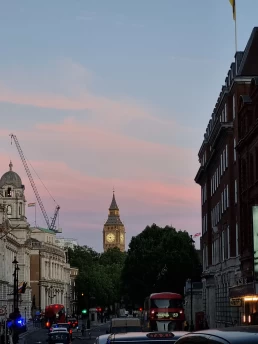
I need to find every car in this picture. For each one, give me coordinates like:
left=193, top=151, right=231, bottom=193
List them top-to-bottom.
left=96, top=317, right=143, bottom=344
left=68, top=318, right=78, bottom=328
left=106, top=318, right=142, bottom=334
left=52, top=323, right=73, bottom=338
left=174, top=325, right=258, bottom=344
left=51, top=327, right=69, bottom=333
left=47, top=330, right=72, bottom=344
left=106, top=331, right=189, bottom=344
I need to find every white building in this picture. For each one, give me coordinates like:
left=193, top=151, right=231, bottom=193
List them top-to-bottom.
left=0, top=162, right=31, bottom=319
left=29, top=227, right=72, bottom=313
left=55, top=237, right=78, bottom=250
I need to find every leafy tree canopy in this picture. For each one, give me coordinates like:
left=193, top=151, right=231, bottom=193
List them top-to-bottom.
left=121, top=224, right=201, bottom=306
left=68, top=246, right=125, bottom=310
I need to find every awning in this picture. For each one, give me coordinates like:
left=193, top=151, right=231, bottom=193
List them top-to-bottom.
left=229, top=282, right=255, bottom=298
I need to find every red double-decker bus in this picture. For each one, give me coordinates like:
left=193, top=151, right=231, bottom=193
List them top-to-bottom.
left=143, top=292, right=185, bottom=332
left=45, top=304, right=66, bottom=328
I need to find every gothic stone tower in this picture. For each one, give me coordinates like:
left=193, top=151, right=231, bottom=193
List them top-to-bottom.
left=103, top=192, right=125, bottom=252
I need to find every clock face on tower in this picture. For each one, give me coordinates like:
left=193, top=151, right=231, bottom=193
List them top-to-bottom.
left=106, top=233, right=115, bottom=243
left=120, top=233, right=124, bottom=243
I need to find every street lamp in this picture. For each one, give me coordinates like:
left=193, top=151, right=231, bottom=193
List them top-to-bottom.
left=189, top=235, right=195, bottom=332
left=12, top=257, right=20, bottom=312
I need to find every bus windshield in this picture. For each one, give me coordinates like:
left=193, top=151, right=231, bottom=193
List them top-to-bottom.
left=151, top=299, right=183, bottom=308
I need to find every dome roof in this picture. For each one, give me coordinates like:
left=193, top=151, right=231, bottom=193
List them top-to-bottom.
left=0, top=161, right=23, bottom=188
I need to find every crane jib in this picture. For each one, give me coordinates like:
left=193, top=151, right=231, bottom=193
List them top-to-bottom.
left=10, top=133, right=60, bottom=232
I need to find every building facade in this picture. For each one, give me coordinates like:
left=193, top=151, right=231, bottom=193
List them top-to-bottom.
left=195, top=28, right=258, bottom=328
left=229, top=28, right=258, bottom=325
left=0, top=162, right=31, bottom=319
left=103, top=192, right=125, bottom=252
left=29, top=227, right=72, bottom=314
left=55, top=237, right=78, bottom=250
left=69, top=267, right=78, bottom=316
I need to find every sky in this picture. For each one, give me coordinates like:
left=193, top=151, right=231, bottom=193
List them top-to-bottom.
left=0, top=0, right=257, bottom=252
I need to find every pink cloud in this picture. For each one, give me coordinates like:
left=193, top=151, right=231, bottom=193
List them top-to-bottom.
left=0, top=60, right=202, bottom=250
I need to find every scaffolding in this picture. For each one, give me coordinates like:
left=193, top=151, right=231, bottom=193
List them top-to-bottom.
left=215, top=277, right=241, bottom=327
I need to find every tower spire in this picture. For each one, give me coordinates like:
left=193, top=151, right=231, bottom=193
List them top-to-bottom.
left=9, top=160, right=13, bottom=171
left=109, top=190, right=119, bottom=210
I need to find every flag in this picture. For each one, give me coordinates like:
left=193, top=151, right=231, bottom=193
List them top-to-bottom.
left=229, top=0, right=236, bottom=20
left=28, top=203, right=36, bottom=207
left=193, top=233, right=201, bottom=238
left=18, top=281, right=27, bottom=294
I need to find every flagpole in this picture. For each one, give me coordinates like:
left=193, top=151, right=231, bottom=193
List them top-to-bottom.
left=234, top=0, right=238, bottom=52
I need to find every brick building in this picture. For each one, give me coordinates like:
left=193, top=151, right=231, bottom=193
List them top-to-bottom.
left=195, top=27, right=258, bottom=328
left=229, top=29, right=258, bottom=325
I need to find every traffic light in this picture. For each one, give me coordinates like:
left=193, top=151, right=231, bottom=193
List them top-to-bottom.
left=139, top=307, right=143, bottom=311
left=82, top=309, right=87, bottom=314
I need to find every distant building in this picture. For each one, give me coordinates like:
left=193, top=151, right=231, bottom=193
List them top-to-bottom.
left=195, top=27, right=258, bottom=328
left=0, top=162, right=31, bottom=319
left=103, top=191, right=125, bottom=252
left=28, top=227, right=71, bottom=313
left=55, top=237, right=78, bottom=250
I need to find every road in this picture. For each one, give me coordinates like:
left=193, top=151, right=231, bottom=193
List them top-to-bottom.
left=19, top=321, right=110, bottom=344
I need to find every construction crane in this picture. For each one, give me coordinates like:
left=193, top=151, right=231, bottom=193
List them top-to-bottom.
left=10, top=134, right=60, bottom=232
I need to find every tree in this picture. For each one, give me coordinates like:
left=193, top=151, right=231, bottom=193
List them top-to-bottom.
left=121, top=224, right=201, bottom=306
left=68, top=246, right=125, bottom=311
left=99, top=247, right=126, bottom=266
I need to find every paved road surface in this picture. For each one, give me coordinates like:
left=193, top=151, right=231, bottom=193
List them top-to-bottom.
left=20, top=321, right=110, bottom=344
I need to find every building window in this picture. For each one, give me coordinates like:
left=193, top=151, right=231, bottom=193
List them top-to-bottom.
left=233, top=94, right=236, bottom=119
left=224, top=103, right=227, bottom=122
left=222, top=109, right=225, bottom=122
left=226, top=145, right=228, bottom=168
left=223, top=150, right=225, bottom=173
left=220, top=154, right=223, bottom=176
left=226, top=185, right=229, bottom=208
left=5, top=187, right=12, bottom=197
left=221, top=192, right=224, bottom=213
left=19, top=203, right=22, bottom=215
left=7, top=205, right=12, bottom=215
left=236, top=223, right=239, bottom=256
left=227, top=226, right=230, bottom=258
left=222, top=232, right=225, bottom=261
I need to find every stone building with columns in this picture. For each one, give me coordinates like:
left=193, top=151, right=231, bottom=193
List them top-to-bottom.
left=0, top=162, right=31, bottom=319
left=29, top=227, right=73, bottom=314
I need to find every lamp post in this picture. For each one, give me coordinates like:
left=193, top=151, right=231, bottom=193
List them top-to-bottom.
left=189, top=235, right=195, bottom=332
left=12, top=257, right=19, bottom=312
left=65, top=292, right=69, bottom=319
left=25, top=307, right=27, bottom=326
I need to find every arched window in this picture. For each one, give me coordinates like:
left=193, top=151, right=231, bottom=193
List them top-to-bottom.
left=5, top=187, right=12, bottom=197
left=7, top=205, right=12, bottom=216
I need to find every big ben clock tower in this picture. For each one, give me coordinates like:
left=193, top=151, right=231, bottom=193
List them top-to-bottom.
left=103, top=191, right=125, bottom=252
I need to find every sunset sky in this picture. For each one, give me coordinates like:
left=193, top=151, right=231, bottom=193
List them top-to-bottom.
left=0, top=1, right=257, bottom=251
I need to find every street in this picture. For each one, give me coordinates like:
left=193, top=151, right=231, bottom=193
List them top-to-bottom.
left=20, top=321, right=110, bottom=344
